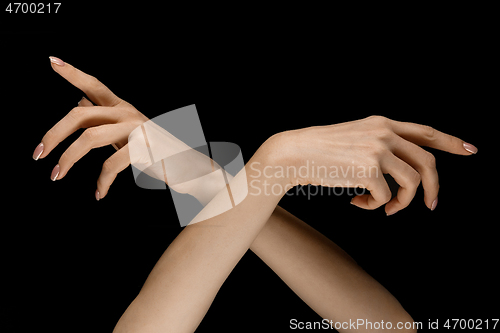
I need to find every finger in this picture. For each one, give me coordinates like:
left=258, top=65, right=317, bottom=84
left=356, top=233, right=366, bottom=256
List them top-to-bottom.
left=49, top=56, right=121, bottom=106
left=76, top=96, right=121, bottom=151
left=75, top=97, right=122, bottom=151
left=39, top=106, right=121, bottom=159
left=390, top=120, right=477, bottom=155
left=56, top=124, right=133, bottom=180
left=391, top=137, right=439, bottom=210
left=97, top=144, right=131, bottom=199
left=380, top=154, right=421, bottom=216
left=350, top=173, right=392, bottom=210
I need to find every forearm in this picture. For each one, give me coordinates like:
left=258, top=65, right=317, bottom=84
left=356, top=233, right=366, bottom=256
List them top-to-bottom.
left=115, top=131, right=413, bottom=332
left=114, top=136, right=288, bottom=333
left=182, top=141, right=396, bottom=322
left=250, top=206, right=414, bottom=330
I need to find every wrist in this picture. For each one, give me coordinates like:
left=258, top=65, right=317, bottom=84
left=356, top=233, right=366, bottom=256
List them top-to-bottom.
left=245, top=131, right=296, bottom=197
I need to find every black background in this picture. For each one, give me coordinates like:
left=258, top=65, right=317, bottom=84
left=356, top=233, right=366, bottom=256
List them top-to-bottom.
left=2, top=3, right=496, bottom=332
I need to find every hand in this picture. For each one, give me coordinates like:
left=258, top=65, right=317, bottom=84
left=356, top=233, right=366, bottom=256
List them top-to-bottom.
left=33, top=57, right=149, bottom=199
left=34, top=57, right=232, bottom=203
left=271, top=116, right=477, bottom=215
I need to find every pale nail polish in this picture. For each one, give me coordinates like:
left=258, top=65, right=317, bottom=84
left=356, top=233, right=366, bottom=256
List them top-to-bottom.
left=49, top=56, right=65, bottom=66
left=463, top=142, right=478, bottom=154
left=33, top=143, right=44, bottom=160
left=51, top=164, right=60, bottom=181
left=95, top=189, right=100, bottom=201
left=431, top=197, right=438, bottom=211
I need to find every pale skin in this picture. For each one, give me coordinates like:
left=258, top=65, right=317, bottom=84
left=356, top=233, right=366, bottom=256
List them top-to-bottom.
left=34, top=57, right=478, bottom=332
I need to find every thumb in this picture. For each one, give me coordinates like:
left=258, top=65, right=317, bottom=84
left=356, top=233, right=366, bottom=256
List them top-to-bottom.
left=49, top=56, right=121, bottom=107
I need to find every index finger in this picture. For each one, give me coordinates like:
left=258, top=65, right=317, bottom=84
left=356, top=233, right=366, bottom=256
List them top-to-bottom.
left=49, top=56, right=121, bottom=107
left=389, top=120, right=478, bottom=155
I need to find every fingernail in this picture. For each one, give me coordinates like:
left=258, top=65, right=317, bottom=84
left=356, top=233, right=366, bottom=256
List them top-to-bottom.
left=49, top=56, right=65, bottom=67
left=78, top=96, right=87, bottom=105
left=463, top=142, right=478, bottom=154
left=33, top=143, right=44, bottom=160
left=51, top=164, right=60, bottom=181
left=95, top=189, right=100, bottom=201
left=431, top=197, right=438, bottom=211
left=386, top=211, right=397, bottom=216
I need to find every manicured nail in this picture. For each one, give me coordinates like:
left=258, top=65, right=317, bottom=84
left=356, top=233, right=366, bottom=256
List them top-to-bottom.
left=49, top=56, right=65, bottom=67
left=78, top=96, right=87, bottom=105
left=33, top=142, right=44, bottom=160
left=463, top=142, right=478, bottom=154
left=51, top=164, right=60, bottom=181
left=95, top=189, right=100, bottom=201
left=431, top=197, right=438, bottom=211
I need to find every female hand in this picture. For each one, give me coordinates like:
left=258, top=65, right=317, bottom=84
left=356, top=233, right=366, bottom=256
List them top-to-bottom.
left=32, top=57, right=149, bottom=200
left=34, top=57, right=232, bottom=204
left=271, top=116, right=477, bottom=215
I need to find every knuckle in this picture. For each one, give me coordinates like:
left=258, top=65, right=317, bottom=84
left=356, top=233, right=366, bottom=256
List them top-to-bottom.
left=82, top=75, right=104, bottom=95
left=88, top=75, right=101, bottom=90
left=68, top=107, right=84, bottom=122
left=129, top=115, right=144, bottom=131
left=367, top=115, right=390, bottom=126
left=364, top=118, right=396, bottom=145
left=421, top=125, right=436, bottom=141
left=82, top=127, right=98, bottom=144
left=375, top=127, right=395, bottom=141
left=369, top=144, right=389, bottom=160
left=423, top=151, right=436, bottom=168
left=102, top=157, right=117, bottom=175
